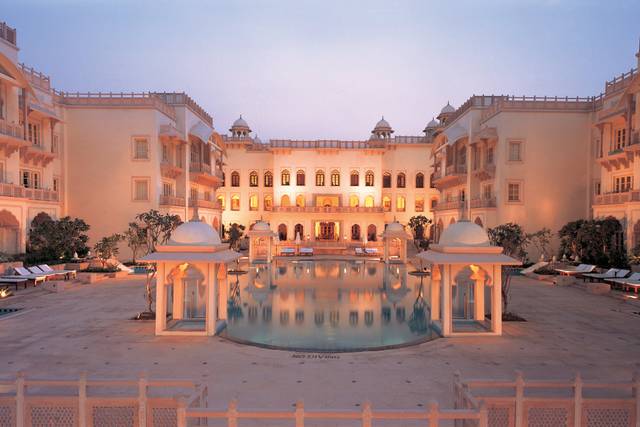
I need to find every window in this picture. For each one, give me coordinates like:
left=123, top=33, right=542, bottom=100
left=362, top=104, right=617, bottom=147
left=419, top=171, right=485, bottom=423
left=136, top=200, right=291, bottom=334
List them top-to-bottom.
left=28, top=122, right=41, bottom=146
left=615, top=129, right=627, bottom=150
left=51, top=134, right=59, bottom=155
left=133, top=138, right=149, bottom=160
left=508, top=141, right=522, bottom=162
left=190, top=142, right=200, bottom=164
left=162, top=143, right=170, bottom=163
left=486, top=146, right=494, bottom=165
left=21, top=170, right=41, bottom=189
left=281, top=170, right=290, bottom=186
left=296, top=170, right=305, bottom=186
left=315, top=170, right=325, bottom=186
left=330, top=170, right=340, bottom=186
left=231, top=171, right=240, bottom=187
left=249, top=171, right=258, bottom=187
left=264, top=171, right=273, bottom=187
left=350, top=171, right=359, bottom=186
left=365, top=171, right=374, bottom=186
left=382, top=172, right=391, bottom=188
left=396, top=173, right=406, bottom=188
left=415, top=173, right=424, bottom=188
left=613, top=176, right=633, bottom=193
left=53, top=177, right=59, bottom=193
left=133, top=178, right=149, bottom=201
left=594, top=181, right=601, bottom=196
left=162, top=182, right=173, bottom=197
left=507, top=182, right=521, bottom=202
left=483, top=184, right=493, bottom=200
left=190, top=187, right=198, bottom=201
left=204, top=191, right=211, bottom=201
left=249, top=194, right=259, bottom=211
left=281, top=194, right=291, bottom=207
left=295, top=194, right=305, bottom=207
left=217, top=195, right=225, bottom=209
left=231, top=195, right=240, bottom=211
left=264, top=195, right=273, bottom=211
left=349, top=195, right=359, bottom=207
left=364, top=195, right=374, bottom=208
left=396, top=195, right=406, bottom=212
left=382, top=196, right=391, bottom=212
left=415, top=196, right=424, bottom=212
left=431, top=199, right=438, bottom=209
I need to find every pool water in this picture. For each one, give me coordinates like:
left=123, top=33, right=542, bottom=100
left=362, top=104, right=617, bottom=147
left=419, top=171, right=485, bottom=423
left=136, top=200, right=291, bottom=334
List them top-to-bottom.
left=221, top=260, right=438, bottom=351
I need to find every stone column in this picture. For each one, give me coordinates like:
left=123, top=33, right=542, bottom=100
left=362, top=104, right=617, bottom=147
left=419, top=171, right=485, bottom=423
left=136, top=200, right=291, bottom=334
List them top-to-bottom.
left=206, top=262, right=216, bottom=335
left=155, top=263, right=166, bottom=334
left=217, top=264, right=227, bottom=321
left=441, top=264, right=452, bottom=336
left=430, top=265, right=440, bottom=321
left=492, top=265, right=502, bottom=335
left=474, top=276, right=484, bottom=321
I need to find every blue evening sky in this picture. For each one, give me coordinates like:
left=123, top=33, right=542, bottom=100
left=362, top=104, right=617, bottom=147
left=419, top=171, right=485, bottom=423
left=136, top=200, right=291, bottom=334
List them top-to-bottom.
left=3, top=0, right=639, bottom=139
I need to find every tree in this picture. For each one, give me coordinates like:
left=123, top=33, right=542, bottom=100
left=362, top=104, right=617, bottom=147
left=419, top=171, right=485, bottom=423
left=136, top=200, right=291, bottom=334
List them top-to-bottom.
left=135, top=210, right=182, bottom=253
left=27, top=214, right=90, bottom=262
left=408, top=215, right=432, bottom=241
left=559, top=217, right=626, bottom=267
left=123, top=222, right=148, bottom=263
left=226, top=223, right=245, bottom=250
left=487, top=223, right=529, bottom=261
left=526, top=228, right=552, bottom=261
left=93, top=234, right=124, bottom=269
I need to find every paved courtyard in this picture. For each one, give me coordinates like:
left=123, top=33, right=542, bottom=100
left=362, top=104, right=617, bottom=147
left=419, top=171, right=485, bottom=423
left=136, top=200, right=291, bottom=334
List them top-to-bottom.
left=0, top=274, right=639, bottom=411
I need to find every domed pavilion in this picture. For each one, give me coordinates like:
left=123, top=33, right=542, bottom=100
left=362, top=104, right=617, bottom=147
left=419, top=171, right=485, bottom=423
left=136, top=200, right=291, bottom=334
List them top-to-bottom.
left=141, top=218, right=241, bottom=336
left=417, top=220, right=519, bottom=337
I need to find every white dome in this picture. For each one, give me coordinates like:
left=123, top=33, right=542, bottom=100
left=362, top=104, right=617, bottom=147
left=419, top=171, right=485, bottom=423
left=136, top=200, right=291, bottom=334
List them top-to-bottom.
left=440, top=102, right=455, bottom=114
left=232, top=115, right=249, bottom=128
left=374, top=117, right=392, bottom=130
left=426, top=118, right=439, bottom=128
left=168, top=220, right=221, bottom=246
left=252, top=220, right=271, bottom=232
left=386, top=221, right=405, bottom=232
left=438, top=221, right=489, bottom=247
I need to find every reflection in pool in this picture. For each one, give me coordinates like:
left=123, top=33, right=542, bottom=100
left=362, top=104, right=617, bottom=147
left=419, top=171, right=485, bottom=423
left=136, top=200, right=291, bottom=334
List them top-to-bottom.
left=221, top=260, right=438, bottom=351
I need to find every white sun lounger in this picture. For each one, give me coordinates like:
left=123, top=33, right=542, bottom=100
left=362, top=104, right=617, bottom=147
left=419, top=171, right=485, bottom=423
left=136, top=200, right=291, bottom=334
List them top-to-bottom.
left=280, top=247, right=296, bottom=256
left=299, top=247, right=314, bottom=256
left=355, top=248, right=364, bottom=256
left=364, top=248, right=379, bottom=256
left=39, top=264, right=77, bottom=280
left=554, top=264, right=595, bottom=276
left=25, top=266, right=59, bottom=280
left=3, top=268, right=46, bottom=285
left=582, top=268, right=619, bottom=281
left=608, top=272, right=640, bottom=287
left=0, top=277, right=28, bottom=289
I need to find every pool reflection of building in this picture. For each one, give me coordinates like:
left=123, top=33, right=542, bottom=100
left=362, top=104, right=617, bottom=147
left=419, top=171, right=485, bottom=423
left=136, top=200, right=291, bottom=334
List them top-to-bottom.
left=224, top=260, right=434, bottom=350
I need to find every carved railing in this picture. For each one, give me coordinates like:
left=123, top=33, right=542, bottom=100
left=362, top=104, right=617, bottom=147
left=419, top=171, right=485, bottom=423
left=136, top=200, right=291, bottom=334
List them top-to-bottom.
left=0, top=21, right=16, bottom=46
left=19, top=63, right=51, bottom=91
left=55, top=91, right=177, bottom=121
left=481, top=95, right=596, bottom=122
left=0, top=119, right=24, bottom=140
left=0, top=183, right=58, bottom=202
left=593, top=191, right=640, bottom=205
left=159, top=195, right=185, bottom=207
left=470, top=197, right=496, bottom=208
left=273, top=206, right=384, bottom=213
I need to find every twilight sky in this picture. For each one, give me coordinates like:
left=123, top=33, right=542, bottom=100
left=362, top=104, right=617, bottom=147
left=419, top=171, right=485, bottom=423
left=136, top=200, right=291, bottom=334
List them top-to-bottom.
left=4, top=0, right=639, bottom=140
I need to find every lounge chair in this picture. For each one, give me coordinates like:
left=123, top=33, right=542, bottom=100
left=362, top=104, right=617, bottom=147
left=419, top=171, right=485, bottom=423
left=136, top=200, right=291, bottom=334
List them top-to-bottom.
left=280, top=247, right=296, bottom=256
left=299, top=247, right=314, bottom=256
left=355, top=248, right=364, bottom=256
left=364, top=248, right=379, bottom=256
left=38, top=264, right=77, bottom=280
left=554, top=264, right=595, bottom=276
left=25, top=266, right=59, bottom=280
left=2, top=268, right=46, bottom=286
left=582, top=268, right=619, bottom=282
left=608, top=272, right=640, bottom=289
left=0, top=277, right=28, bottom=290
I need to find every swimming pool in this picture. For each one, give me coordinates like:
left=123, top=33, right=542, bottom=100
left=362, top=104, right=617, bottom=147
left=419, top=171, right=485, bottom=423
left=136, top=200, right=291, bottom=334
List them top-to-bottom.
left=221, top=260, right=438, bottom=351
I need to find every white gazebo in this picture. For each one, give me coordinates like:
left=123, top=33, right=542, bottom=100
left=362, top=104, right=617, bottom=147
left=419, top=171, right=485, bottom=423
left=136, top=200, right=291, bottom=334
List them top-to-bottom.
left=141, top=219, right=241, bottom=336
left=247, top=220, right=277, bottom=263
left=417, top=220, right=520, bottom=337
left=381, top=221, right=412, bottom=263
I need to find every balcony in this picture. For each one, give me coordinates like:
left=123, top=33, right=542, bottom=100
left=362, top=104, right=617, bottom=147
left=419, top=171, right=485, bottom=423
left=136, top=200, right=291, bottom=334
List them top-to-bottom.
left=0, top=119, right=27, bottom=156
left=20, top=143, right=55, bottom=167
left=599, top=146, right=633, bottom=170
left=160, top=160, right=183, bottom=179
left=189, top=162, right=221, bottom=186
left=472, top=162, right=495, bottom=181
left=432, top=164, right=467, bottom=190
left=0, top=183, right=59, bottom=203
left=593, top=191, right=640, bottom=206
left=159, top=195, right=185, bottom=207
left=470, top=197, right=496, bottom=209
left=189, top=198, right=222, bottom=210
left=433, top=199, right=467, bottom=212
left=272, top=206, right=384, bottom=214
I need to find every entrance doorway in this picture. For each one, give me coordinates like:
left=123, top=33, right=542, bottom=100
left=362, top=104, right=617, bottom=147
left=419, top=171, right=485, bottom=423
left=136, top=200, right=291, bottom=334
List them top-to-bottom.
left=318, top=222, right=336, bottom=240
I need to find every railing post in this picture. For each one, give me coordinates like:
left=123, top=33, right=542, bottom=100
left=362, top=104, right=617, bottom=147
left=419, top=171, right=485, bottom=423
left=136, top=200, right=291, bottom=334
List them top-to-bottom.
left=514, top=370, right=524, bottom=427
left=15, top=371, right=25, bottom=427
left=78, top=371, right=87, bottom=427
left=138, top=372, right=147, bottom=427
left=573, top=372, right=582, bottom=427
left=176, top=397, right=187, bottom=427
left=228, top=399, right=238, bottom=427
left=295, top=400, right=305, bottom=427
left=362, top=401, right=372, bottom=427
left=429, top=401, right=439, bottom=427
left=478, top=401, right=489, bottom=427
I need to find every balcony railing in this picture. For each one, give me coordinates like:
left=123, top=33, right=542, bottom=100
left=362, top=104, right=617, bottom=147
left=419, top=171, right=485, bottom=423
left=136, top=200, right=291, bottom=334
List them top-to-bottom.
left=0, top=22, right=16, bottom=46
left=19, top=63, right=51, bottom=91
left=481, top=95, right=596, bottom=123
left=0, top=119, right=24, bottom=140
left=189, top=162, right=212, bottom=174
left=445, top=164, right=467, bottom=176
left=0, top=183, right=59, bottom=202
left=593, top=191, right=640, bottom=206
left=159, top=195, right=185, bottom=207
left=470, top=197, right=496, bottom=208
left=189, top=199, right=222, bottom=210
left=433, top=199, right=467, bottom=211
left=273, top=206, right=384, bottom=213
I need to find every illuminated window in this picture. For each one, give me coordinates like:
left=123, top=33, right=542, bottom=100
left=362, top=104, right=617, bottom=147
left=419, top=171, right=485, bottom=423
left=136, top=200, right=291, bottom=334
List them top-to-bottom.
left=281, top=170, right=290, bottom=186
left=296, top=170, right=305, bottom=186
left=315, top=170, right=325, bottom=186
left=330, top=170, right=340, bottom=186
left=365, top=170, right=374, bottom=186
left=231, top=171, right=240, bottom=187
left=249, top=171, right=258, bottom=187
left=264, top=171, right=273, bottom=187
left=350, top=171, right=359, bottom=186
left=415, top=173, right=424, bottom=188
left=249, top=194, right=258, bottom=211
left=281, top=194, right=291, bottom=207
left=296, top=194, right=305, bottom=207
left=217, top=195, right=225, bottom=209
left=231, top=195, right=240, bottom=210
left=264, top=195, right=273, bottom=211
left=349, top=195, right=359, bottom=207
left=396, top=195, right=406, bottom=211
left=364, top=196, right=374, bottom=208
left=382, top=196, right=391, bottom=212
left=415, top=196, right=424, bottom=212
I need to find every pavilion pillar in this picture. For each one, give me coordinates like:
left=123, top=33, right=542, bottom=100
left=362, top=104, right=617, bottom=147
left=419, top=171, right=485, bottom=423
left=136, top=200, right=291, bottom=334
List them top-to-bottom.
left=206, top=262, right=216, bottom=335
left=155, top=263, right=166, bottom=334
left=217, top=264, right=227, bottom=321
left=441, top=264, right=452, bottom=336
left=430, top=265, right=440, bottom=321
left=492, top=265, right=502, bottom=335
left=474, top=277, right=485, bottom=321
left=173, top=278, right=184, bottom=320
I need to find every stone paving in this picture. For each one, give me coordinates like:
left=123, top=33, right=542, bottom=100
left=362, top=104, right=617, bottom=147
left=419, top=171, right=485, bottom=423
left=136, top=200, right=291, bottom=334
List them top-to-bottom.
left=0, top=274, right=639, bottom=411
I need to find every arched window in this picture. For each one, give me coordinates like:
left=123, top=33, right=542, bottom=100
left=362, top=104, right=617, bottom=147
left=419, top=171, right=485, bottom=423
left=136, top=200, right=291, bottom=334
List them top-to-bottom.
left=281, top=170, right=290, bottom=186
left=296, top=170, right=305, bottom=186
left=315, top=170, right=325, bottom=186
left=330, top=170, right=340, bottom=186
left=365, top=170, right=374, bottom=186
left=231, top=171, right=240, bottom=187
left=249, top=171, right=258, bottom=187
left=264, top=171, right=273, bottom=187
left=350, top=171, right=359, bottom=186
left=383, top=172, right=391, bottom=188
left=397, top=172, right=406, bottom=188
left=415, top=173, right=424, bottom=188
left=249, top=194, right=258, bottom=211
left=296, top=194, right=305, bottom=207
left=217, top=195, right=225, bottom=209
left=231, top=195, right=240, bottom=211
left=264, top=195, right=273, bottom=211
left=281, top=195, right=291, bottom=207
left=349, top=195, right=359, bottom=207
left=364, top=195, right=374, bottom=208
left=396, top=195, right=406, bottom=211
left=382, top=196, right=391, bottom=212
left=415, top=196, right=424, bottom=212
left=294, top=223, right=304, bottom=239
left=278, top=224, right=287, bottom=241
left=351, top=224, right=361, bottom=241
left=367, top=224, right=377, bottom=242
